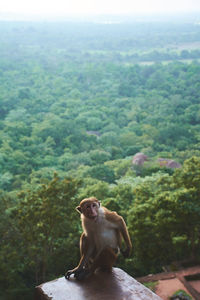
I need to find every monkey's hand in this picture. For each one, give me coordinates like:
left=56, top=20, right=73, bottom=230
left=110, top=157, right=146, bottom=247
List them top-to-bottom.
left=121, top=247, right=131, bottom=258
left=65, top=268, right=81, bottom=280
left=65, top=268, right=91, bottom=280
left=65, top=269, right=75, bottom=279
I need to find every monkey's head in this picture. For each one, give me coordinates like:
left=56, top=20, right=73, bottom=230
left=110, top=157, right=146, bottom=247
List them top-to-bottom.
left=76, top=197, right=100, bottom=220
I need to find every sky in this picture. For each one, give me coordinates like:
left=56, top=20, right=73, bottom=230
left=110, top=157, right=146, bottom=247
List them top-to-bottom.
left=0, top=0, right=200, bottom=16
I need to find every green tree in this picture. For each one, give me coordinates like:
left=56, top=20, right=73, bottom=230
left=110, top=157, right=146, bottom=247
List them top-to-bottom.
left=89, top=149, right=111, bottom=164
left=128, top=157, right=200, bottom=275
left=85, top=164, right=115, bottom=183
left=0, top=175, right=81, bottom=299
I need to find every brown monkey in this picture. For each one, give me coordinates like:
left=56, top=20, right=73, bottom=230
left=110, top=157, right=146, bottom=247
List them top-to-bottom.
left=65, top=197, right=132, bottom=280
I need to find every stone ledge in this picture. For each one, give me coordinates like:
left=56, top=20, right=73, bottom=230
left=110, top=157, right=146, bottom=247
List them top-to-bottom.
left=35, top=267, right=162, bottom=300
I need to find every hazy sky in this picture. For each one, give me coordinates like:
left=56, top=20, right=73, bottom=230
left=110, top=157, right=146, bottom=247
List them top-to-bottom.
left=1, top=0, right=200, bottom=16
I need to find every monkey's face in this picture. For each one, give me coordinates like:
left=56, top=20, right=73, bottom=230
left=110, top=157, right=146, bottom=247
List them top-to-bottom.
left=81, top=201, right=100, bottom=220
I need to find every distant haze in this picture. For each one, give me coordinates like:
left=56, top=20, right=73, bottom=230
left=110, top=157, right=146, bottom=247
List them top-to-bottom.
left=1, top=0, right=200, bottom=17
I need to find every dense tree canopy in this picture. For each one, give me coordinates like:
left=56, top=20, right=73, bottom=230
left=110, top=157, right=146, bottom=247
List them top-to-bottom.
left=1, top=19, right=200, bottom=299
left=128, top=157, right=200, bottom=275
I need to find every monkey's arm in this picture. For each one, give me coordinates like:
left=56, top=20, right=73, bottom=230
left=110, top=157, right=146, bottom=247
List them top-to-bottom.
left=104, top=208, right=132, bottom=258
left=118, top=217, right=132, bottom=258
left=65, top=233, right=94, bottom=280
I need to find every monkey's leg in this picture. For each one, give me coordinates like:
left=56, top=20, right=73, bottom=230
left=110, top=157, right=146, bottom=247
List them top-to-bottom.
left=73, top=247, right=117, bottom=280
left=90, top=247, right=117, bottom=273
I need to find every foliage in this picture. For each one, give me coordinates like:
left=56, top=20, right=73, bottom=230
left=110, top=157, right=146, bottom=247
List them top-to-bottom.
left=1, top=19, right=200, bottom=298
left=0, top=22, right=200, bottom=192
left=127, top=157, right=200, bottom=275
left=0, top=175, right=81, bottom=298
left=170, top=289, right=193, bottom=300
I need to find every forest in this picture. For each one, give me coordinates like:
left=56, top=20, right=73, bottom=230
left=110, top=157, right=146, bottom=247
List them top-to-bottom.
left=0, top=18, right=200, bottom=299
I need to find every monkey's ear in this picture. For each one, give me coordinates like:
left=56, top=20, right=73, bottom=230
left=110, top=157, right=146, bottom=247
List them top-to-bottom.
left=98, top=201, right=101, bottom=207
left=76, top=206, right=82, bottom=213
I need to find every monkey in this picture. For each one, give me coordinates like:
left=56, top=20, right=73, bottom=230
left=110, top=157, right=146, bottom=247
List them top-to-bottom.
left=65, top=197, right=132, bottom=280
